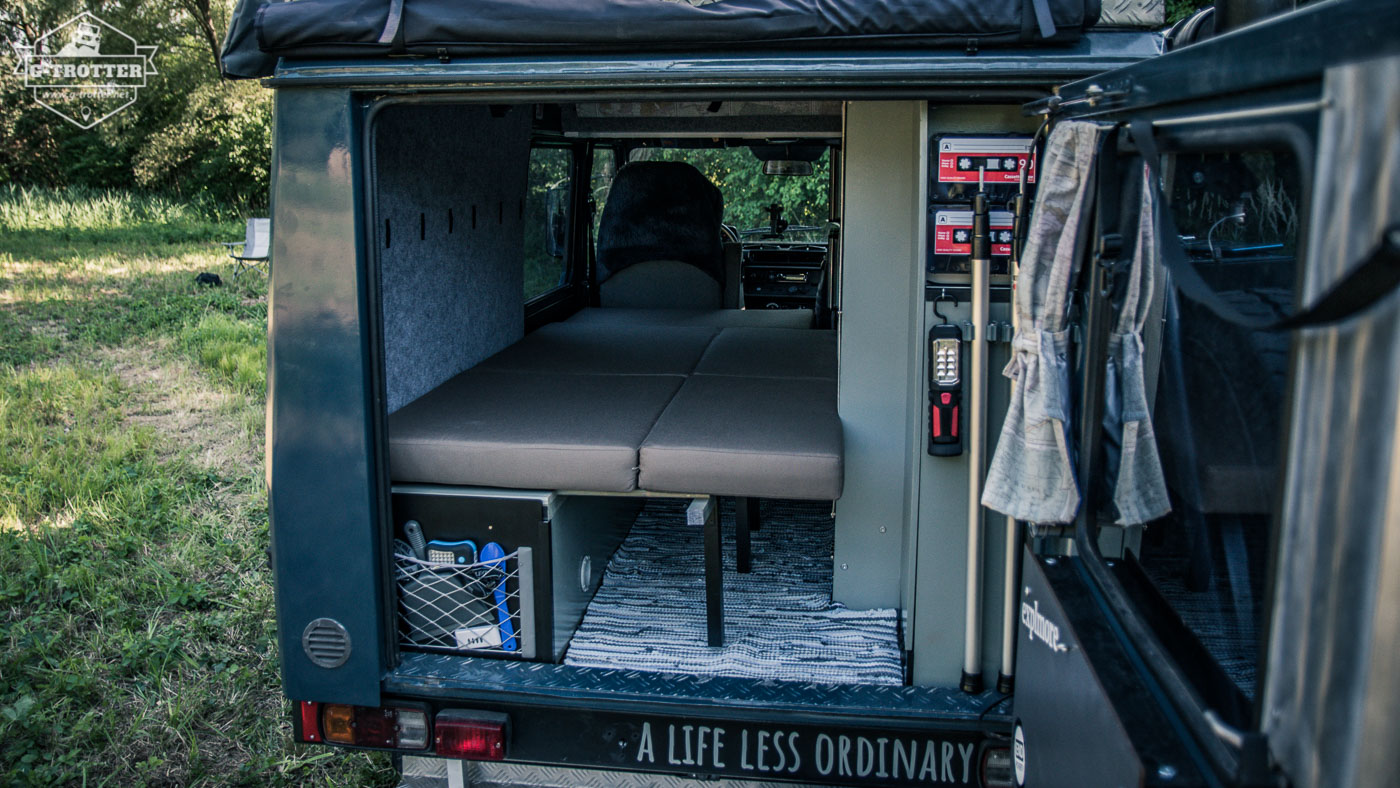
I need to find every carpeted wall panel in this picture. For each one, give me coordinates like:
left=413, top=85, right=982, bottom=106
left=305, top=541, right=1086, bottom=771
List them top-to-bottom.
left=375, top=104, right=531, bottom=412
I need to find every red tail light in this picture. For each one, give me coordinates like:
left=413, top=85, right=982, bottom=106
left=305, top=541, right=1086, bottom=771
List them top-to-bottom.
left=297, top=700, right=322, bottom=743
left=292, top=701, right=429, bottom=750
left=351, top=706, right=398, bottom=748
left=435, top=710, right=509, bottom=761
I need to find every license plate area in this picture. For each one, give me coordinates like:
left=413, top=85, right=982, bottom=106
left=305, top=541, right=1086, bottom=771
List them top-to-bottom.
left=441, top=703, right=994, bottom=787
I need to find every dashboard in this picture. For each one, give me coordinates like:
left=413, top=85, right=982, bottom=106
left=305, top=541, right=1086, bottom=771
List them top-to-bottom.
left=740, top=243, right=826, bottom=311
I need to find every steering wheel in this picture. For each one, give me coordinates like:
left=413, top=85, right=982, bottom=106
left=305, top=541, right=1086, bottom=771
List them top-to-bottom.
left=720, top=223, right=742, bottom=244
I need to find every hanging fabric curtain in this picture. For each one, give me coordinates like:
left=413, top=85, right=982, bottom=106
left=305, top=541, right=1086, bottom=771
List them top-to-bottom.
left=982, top=121, right=1105, bottom=525
left=1103, top=166, right=1171, bottom=525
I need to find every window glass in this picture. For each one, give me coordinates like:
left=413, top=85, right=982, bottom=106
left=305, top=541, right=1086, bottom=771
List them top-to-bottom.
left=628, top=146, right=831, bottom=239
left=523, top=147, right=573, bottom=301
left=590, top=147, right=616, bottom=245
left=1125, top=148, right=1302, bottom=704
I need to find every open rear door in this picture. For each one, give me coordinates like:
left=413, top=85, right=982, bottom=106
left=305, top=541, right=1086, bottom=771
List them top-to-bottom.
left=1007, top=1, right=1400, bottom=785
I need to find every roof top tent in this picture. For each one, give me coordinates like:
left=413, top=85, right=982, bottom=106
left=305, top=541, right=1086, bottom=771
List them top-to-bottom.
left=232, top=0, right=1400, bottom=785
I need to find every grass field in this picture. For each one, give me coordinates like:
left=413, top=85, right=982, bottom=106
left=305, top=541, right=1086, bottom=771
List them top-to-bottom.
left=0, top=186, right=395, bottom=786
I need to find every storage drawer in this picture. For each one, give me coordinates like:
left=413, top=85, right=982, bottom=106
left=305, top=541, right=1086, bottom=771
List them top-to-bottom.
left=389, top=486, right=638, bottom=662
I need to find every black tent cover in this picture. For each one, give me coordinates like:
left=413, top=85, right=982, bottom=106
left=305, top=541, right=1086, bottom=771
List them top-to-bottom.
left=222, top=0, right=1102, bottom=79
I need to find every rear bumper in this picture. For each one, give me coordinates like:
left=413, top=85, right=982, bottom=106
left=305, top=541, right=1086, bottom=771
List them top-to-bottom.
left=382, top=654, right=1008, bottom=786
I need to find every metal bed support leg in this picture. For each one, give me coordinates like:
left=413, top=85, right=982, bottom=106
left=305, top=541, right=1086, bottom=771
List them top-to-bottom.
left=689, top=497, right=723, bottom=647
left=735, top=497, right=753, bottom=574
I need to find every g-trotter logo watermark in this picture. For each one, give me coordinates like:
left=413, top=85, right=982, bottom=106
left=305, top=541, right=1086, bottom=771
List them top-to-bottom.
left=10, top=12, right=157, bottom=129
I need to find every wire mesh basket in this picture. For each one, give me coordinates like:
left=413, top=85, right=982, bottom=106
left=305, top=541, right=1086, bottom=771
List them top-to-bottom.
left=394, top=546, right=535, bottom=659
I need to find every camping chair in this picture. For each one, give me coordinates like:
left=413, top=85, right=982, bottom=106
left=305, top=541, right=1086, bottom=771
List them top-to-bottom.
left=223, top=218, right=270, bottom=278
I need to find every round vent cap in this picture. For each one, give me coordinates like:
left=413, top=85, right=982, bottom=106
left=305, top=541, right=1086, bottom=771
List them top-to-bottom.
left=302, top=618, right=351, bottom=669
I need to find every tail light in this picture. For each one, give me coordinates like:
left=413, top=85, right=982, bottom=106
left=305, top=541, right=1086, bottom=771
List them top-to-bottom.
left=297, top=700, right=321, bottom=743
left=293, top=701, right=430, bottom=750
left=435, top=710, right=508, bottom=761
left=981, top=745, right=1015, bottom=787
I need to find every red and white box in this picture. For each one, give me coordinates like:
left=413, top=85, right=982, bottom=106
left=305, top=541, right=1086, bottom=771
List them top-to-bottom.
left=935, top=136, right=1037, bottom=185
left=932, top=209, right=1015, bottom=257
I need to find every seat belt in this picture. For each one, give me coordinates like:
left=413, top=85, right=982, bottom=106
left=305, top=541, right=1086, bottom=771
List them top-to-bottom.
left=1129, top=120, right=1400, bottom=332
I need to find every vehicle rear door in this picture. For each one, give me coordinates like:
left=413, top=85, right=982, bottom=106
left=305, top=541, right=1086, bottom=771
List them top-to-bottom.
left=1009, top=1, right=1400, bottom=786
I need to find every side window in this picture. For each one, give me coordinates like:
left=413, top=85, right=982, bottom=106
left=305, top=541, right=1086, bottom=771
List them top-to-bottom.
left=523, top=146, right=573, bottom=301
left=590, top=146, right=616, bottom=244
left=1108, top=146, right=1303, bottom=712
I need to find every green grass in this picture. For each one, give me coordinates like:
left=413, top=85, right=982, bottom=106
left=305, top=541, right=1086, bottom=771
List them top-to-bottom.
left=0, top=184, right=240, bottom=234
left=0, top=187, right=394, bottom=785
left=180, top=314, right=269, bottom=396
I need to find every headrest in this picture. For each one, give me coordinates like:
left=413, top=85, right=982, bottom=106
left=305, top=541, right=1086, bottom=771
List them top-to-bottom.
left=597, top=161, right=724, bottom=283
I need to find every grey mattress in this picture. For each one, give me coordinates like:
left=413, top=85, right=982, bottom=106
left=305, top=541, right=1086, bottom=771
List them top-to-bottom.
left=566, top=306, right=814, bottom=330
left=388, top=315, right=842, bottom=499
left=477, top=322, right=720, bottom=377
left=388, top=369, right=684, bottom=492
left=639, top=374, right=842, bottom=499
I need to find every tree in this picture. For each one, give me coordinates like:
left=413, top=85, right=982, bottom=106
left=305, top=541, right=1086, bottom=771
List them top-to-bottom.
left=0, top=0, right=270, bottom=209
left=171, top=0, right=224, bottom=74
left=633, top=147, right=832, bottom=230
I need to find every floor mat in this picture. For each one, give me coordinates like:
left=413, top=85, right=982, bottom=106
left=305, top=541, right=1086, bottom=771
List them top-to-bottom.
left=563, top=499, right=904, bottom=685
left=1139, top=514, right=1266, bottom=698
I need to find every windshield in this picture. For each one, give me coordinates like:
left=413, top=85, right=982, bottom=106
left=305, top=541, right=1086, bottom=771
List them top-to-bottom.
left=626, top=146, right=832, bottom=239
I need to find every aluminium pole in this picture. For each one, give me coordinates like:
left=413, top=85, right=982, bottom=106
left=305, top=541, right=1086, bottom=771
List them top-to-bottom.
left=997, top=155, right=1033, bottom=696
left=962, top=169, right=991, bottom=694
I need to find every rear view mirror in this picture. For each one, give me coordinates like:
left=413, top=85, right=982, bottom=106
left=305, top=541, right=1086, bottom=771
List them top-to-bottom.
left=764, top=160, right=814, bottom=177
left=545, top=184, right=569, bottom=258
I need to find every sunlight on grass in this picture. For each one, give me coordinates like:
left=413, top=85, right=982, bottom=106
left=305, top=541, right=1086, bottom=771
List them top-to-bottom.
left=0, top=184, right=240, bottom=234
left=0, top=187, right=394, bottom=786
left=0, top=250, right=265, bottom=369
left=181, top=314, right=268, bottom=396
left=0, top=365, right=155, bottom=531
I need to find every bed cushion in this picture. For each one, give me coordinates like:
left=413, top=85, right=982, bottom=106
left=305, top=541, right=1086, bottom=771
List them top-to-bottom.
left=565, top=307, right=814, bottom=330
left=477, top=322, right=719, bottom=376
left=693, top=327, right=837, bottom=379
left=389, top=369, right=685, bottom=492
left=638, top=374, right=843, bottom=500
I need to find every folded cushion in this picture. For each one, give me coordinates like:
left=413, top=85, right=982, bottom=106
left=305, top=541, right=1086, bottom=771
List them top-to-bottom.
left=477, top=321, right=718, bottom=376
left=694, top=327, right=836, bottom=379
left=389, top=369, right=684, bottom=492
left=639, top=374, right=842, bottom=500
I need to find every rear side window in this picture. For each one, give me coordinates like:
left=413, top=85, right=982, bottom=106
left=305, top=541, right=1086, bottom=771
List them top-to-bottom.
left=523, top=146, right=573, bottom=301
left=1110, top=146, right=1303, bottom=712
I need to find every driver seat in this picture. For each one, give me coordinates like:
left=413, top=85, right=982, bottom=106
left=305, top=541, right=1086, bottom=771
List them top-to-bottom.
left=597, top=161, right=733, bottom=309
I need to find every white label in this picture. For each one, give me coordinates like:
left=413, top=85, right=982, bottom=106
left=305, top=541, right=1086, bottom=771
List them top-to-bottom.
left=940, top=137, right=1036, bottom=155
left=1020, top=598, right=1068, bottom=654
left=455, top=625, right=503, bottom=650
left=1014, top=724, right=1026, bottom=786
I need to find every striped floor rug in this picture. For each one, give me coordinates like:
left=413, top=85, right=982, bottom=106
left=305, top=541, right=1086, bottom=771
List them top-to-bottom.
left=563, top=499, right=904, bottom=686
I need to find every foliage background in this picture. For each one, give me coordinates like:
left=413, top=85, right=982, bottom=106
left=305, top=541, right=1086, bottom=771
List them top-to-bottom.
left=1, top=0, right=270, bottom=210
left=2, top=0, right=1211, bottom=217
left=633, top=147, right=833, bottom=230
